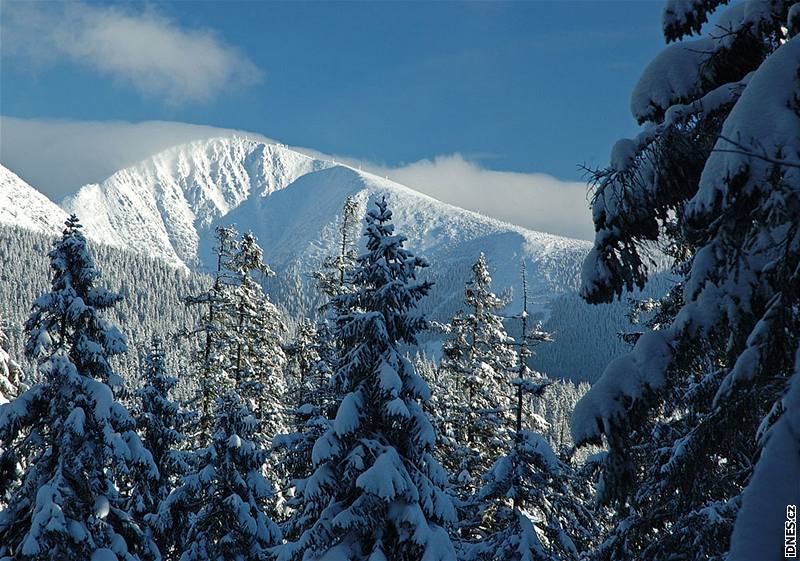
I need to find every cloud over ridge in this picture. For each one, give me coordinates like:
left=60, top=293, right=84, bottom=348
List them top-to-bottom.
left=0, top=117, right=592, bottom=240
left=375, top=155, right=592, bottom=241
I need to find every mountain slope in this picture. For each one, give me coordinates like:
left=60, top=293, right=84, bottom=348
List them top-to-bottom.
left=54, top=136, right=638, bottom=382
left=63, top=136, right=333, bottom=268
left=0, top=165, right=67, bottom=235
left=219, top=165, right=588, bottom=321
left=0, top=223, right=209, bottom=400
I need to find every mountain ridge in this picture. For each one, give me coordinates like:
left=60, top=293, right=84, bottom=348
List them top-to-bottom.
left=5, top=136, right=592, bottom=319
left=62, top=136, right=335, bottom=268
left=2, top=137, right=634, bottom=382
left=211, top=162, right=590, bottom=324
left=0, top=165, right=68, bottom=235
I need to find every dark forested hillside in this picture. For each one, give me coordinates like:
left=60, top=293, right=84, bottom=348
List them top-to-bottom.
left=0, top=225, right=209, bottom=395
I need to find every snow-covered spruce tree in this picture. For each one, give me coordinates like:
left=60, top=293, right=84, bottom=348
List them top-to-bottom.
left=573, top=3, right=800, bottom=560
left=308, top=194, right=360, bottom=379
left=311, top=195, right=361, bottom=301
left=276, top=196, right=457, bottom=561
left=276, top=197, right=361, bottom=537
left=0, top=215, right=158, bottom=561
left=182, top=226, right=238, bottom=446
left=219, top=231, right=286, bottom=440
left=439, top=253, right=517, bottom=498
left=509, top=260, right=553, bottom=440
left=466, top=262, right=595, bottom=561
left=512, top=264, right=588, bottom=452
left=0, top=316, right=24, bottom=501
left=0, top=317, right=22, bottom=406
left=274, top=320, right=333, bottom=490
left=284, top=320, right=325, bottom=408
left=131, top=336, right=189, bottom=555
left=729, top=341, right=800, bottom=560
left=420, top=350, right=466, bottom=478
left=417, top=351, right=457, bottom=471
left=152, top=391, right=281, bottom=561
left=470, top=429, right=596, bottom=561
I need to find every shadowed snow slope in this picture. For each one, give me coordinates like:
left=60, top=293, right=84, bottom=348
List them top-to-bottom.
left=0, top=165, right=67, bottom=235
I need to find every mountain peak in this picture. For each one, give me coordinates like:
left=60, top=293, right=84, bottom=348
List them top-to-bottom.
left=56, top=136, right=590, bottom=327
left=63, top=137, right=334, bottom=268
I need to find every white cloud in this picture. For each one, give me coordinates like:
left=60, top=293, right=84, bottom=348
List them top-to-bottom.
left=1, top=2, right=262, bottom=104
left=0, top=117, right=593, bottom=240
left=373, top=155, right=593, bottom=240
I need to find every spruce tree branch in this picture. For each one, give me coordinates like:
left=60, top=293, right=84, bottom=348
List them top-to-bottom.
left=713, top=135, right=800, bottom=169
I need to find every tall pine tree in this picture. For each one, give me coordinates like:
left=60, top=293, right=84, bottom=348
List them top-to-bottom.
left=277, top=196, right=457, bottom=561
left=277, top=197, right=363, bottom=528
left=0, top=215, right=158, bottom=561
left=183, top=226, right=238, bottom=446
left=219, top=231, right=286, bottom=440
left=439, top=253, right=517, bottom=501
left=466, top=262, right=594, bottom=561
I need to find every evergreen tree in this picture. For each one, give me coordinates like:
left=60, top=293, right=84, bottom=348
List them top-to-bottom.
left=573, top=4, right=800, bottom=560
left=311, top=195, right=360, bottom=300
left=276, top=196, right=457, bottom=561
left=276, top=196, right=362, bottom=537
left=277, top=197, right=363, bottom=525
left=0, top=215, right=158, bottom=561
left=183, top=226, right=238, bottom=446
left=161, top=230, right=285, bottom=560
left=220, top=231, right=286, bottom=439
left=439, top=253, right=517, bottom=497
left=510, top=260, right=553, bottom=440
left=467, top=262, right=594, bottom=561
left=0, top=316, right=22, bottom=406
left=0, top=316, right=24, bottom=500
left=275, top=320, right=333, bottom=491
left=284, top=320, right=325, bottom=408
left=131, top=336, right=189, bottom=556
left=152, top=392, right=281, bottom=561
left=471, top=430, right=594, bottom=561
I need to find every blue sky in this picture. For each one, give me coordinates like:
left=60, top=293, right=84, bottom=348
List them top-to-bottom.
left=0, top=1, right=672, bottom=239
left=1, top=1, right=665, bottom=179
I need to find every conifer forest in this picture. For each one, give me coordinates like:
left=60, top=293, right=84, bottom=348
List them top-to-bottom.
left=0, top=1, right=798, bottom=560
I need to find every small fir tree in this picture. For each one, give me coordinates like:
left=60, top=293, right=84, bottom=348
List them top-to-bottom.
left=152, top=391, right=281, bottom=561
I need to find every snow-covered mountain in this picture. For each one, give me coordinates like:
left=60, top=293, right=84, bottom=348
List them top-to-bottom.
left=62, top=136, right=590, bottom=318
left=5, top=137, right=632, bottom=381
left=63, top=137, right=333, bottom=268
left=220, top=164, right=589, bottom=321
left=0, top=165, right=67, bottom=235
